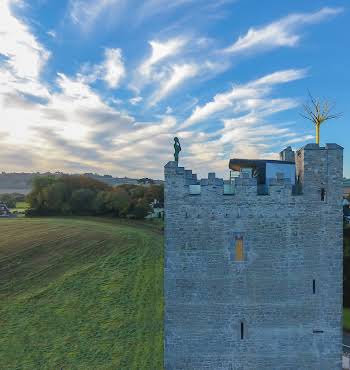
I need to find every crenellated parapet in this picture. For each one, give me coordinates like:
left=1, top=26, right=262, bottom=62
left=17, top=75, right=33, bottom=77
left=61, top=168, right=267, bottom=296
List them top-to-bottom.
left=165, top=143, right=343, bottom=204
left=165, top=162, right=296, bottom=200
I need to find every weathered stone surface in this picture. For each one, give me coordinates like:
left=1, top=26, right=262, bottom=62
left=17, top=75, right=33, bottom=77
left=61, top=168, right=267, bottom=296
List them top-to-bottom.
left=164, top=143, right=343, bottom=369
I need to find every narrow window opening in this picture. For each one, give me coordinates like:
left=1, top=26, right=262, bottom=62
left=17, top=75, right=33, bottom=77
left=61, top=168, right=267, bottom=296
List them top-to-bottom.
left=189, top=184, right=201, bottom=195
left=320, top=188, right=326, bottom=201
left=185, top=212, right=188, bottom=218
left=235, top=236, right=244, bottom=261
left=313, top=279, right=316, bottom=294
left=240, top=322, right=244, bottom=339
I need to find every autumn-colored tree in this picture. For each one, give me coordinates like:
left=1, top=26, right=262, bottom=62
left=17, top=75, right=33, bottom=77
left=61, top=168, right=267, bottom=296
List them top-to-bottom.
left=26, top=174, right=160, bottom=220
left=144, top=184, right=164, bottom=206
left=102, top=188, right=131, bottom=217
left=131, top=198, right=151, bottom=219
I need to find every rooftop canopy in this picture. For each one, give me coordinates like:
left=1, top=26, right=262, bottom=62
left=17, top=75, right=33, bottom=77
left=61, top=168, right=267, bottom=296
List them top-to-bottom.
left=229, top=159, right=295, bottom=172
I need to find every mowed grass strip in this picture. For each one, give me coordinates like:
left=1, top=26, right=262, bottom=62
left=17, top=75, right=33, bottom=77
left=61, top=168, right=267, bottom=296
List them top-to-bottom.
left=0, top=217, right=163, bottom=370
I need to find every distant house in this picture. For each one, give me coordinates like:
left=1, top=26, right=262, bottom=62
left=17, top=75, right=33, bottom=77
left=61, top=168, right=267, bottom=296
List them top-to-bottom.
left=137, top=178, right=155, bottom=186
left=146, top=199, right=164, bottom=219
left=0, top=203, right=15, bottom=218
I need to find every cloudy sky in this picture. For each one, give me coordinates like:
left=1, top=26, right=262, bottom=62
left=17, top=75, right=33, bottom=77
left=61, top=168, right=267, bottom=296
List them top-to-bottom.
left=0, top=0, right=349, bottom=179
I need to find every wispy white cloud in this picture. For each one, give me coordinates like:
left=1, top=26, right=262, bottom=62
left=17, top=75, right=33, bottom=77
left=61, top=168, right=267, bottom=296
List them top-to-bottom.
left=69, top=0, right=125, bottom=32
left=136, top=0, right=196, bottom=22
left=136, top=0, right=235, bottom=27
left=224, top=7, right=343, bottom=54
left=47, top=30, right=57, bottom=39
left=135, top=36, right=231, bottom=105
left=132, top=37, right=203, bottom=105
left=139, top=37, right=187, bottom=79
left=76, top=48, right=125, bottom=89
left=103, top=48, right=126, bottom=88
left=150, top=63, right=198, bottom=105
left=182, top=68, right=307, bottom=128
left=251, top=69, right=308, bottom=86
left=129, top=96, right=143, bottom=105
left=219, top=120, right=292, bottom=159
left=283, top=134, right=314, bottom=145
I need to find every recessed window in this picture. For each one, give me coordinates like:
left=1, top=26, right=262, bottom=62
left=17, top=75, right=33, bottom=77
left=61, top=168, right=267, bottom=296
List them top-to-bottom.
left=224, top=183, right=235, bottom=195
left=189, top=184, right=201, bottom=195
left=321, top=188, right=326, bottom=201
left=235, top=236, right=244, bottom=261
left=313, top=279, right=316, bottom=294
left=240, top=322, right=244, bottom=339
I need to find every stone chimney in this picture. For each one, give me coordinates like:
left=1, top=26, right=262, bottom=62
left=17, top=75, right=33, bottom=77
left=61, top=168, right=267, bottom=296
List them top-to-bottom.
left=279, top=146, right=295, bottom=162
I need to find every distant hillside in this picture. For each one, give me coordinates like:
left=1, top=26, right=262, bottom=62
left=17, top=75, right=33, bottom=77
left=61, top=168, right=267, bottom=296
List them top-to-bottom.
left=0, top=172, right=163, bottom=194
left=0, top=173, right=41, bottom=194
left=84, top=173, right=163, bottom=186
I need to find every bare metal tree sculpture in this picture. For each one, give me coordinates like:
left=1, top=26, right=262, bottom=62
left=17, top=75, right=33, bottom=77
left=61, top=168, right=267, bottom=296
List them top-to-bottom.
left=300, top=92, right=341, bottom=145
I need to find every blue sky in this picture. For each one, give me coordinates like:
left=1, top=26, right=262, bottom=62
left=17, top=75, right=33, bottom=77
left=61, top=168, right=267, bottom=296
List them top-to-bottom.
left=0, top=0, right=349, bottom=178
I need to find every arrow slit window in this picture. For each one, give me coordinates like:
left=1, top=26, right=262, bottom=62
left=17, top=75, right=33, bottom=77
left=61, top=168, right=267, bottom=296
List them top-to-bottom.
left=235, top=236, right=244, bottom=261
left=240, top=322, right=244, bottom=339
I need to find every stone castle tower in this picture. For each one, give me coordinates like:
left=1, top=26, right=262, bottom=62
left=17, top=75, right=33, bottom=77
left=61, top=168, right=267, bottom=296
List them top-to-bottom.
left=164, top=143, right=343, bottom=369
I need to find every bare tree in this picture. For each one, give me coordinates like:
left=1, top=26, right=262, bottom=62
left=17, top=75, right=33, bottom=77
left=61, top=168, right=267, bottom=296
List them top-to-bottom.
left=300, top=91, right=342, bottom=145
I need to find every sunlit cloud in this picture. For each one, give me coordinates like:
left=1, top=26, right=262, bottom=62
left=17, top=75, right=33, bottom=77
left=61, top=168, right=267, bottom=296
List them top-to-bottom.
left=0, top=0, right=346, bottom=177
left=224, top=7, right=343, bottom=54
left=138, top=37, right=188, bottom=82
left=150, top=63, right=198, bottom=105
left=182, top=69, right=307, bottom=128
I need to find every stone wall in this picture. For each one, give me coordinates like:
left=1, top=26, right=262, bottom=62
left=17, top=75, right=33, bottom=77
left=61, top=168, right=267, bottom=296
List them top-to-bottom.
left=164, top=143, right=343, bottom=369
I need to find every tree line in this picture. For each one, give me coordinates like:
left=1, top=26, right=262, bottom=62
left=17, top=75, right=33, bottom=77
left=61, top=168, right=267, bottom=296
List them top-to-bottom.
left=26, top=175, right=163, bottom=219
left=0, top=193, right=26, bottom=208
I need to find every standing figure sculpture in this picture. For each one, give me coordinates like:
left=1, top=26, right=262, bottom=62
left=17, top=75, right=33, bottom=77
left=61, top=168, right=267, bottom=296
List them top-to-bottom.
left=174, top=137, right=181, bottom=162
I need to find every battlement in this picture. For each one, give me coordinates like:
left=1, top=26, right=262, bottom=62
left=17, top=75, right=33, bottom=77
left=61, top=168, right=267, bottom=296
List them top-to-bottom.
left=165, top=143, right=343, bottom=202
left=165, top=162, right=295, bottom=200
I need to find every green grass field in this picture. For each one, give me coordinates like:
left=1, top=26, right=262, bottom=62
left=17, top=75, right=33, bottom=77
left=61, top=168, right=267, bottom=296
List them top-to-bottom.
left=0, top=217, right=163, bottom=370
